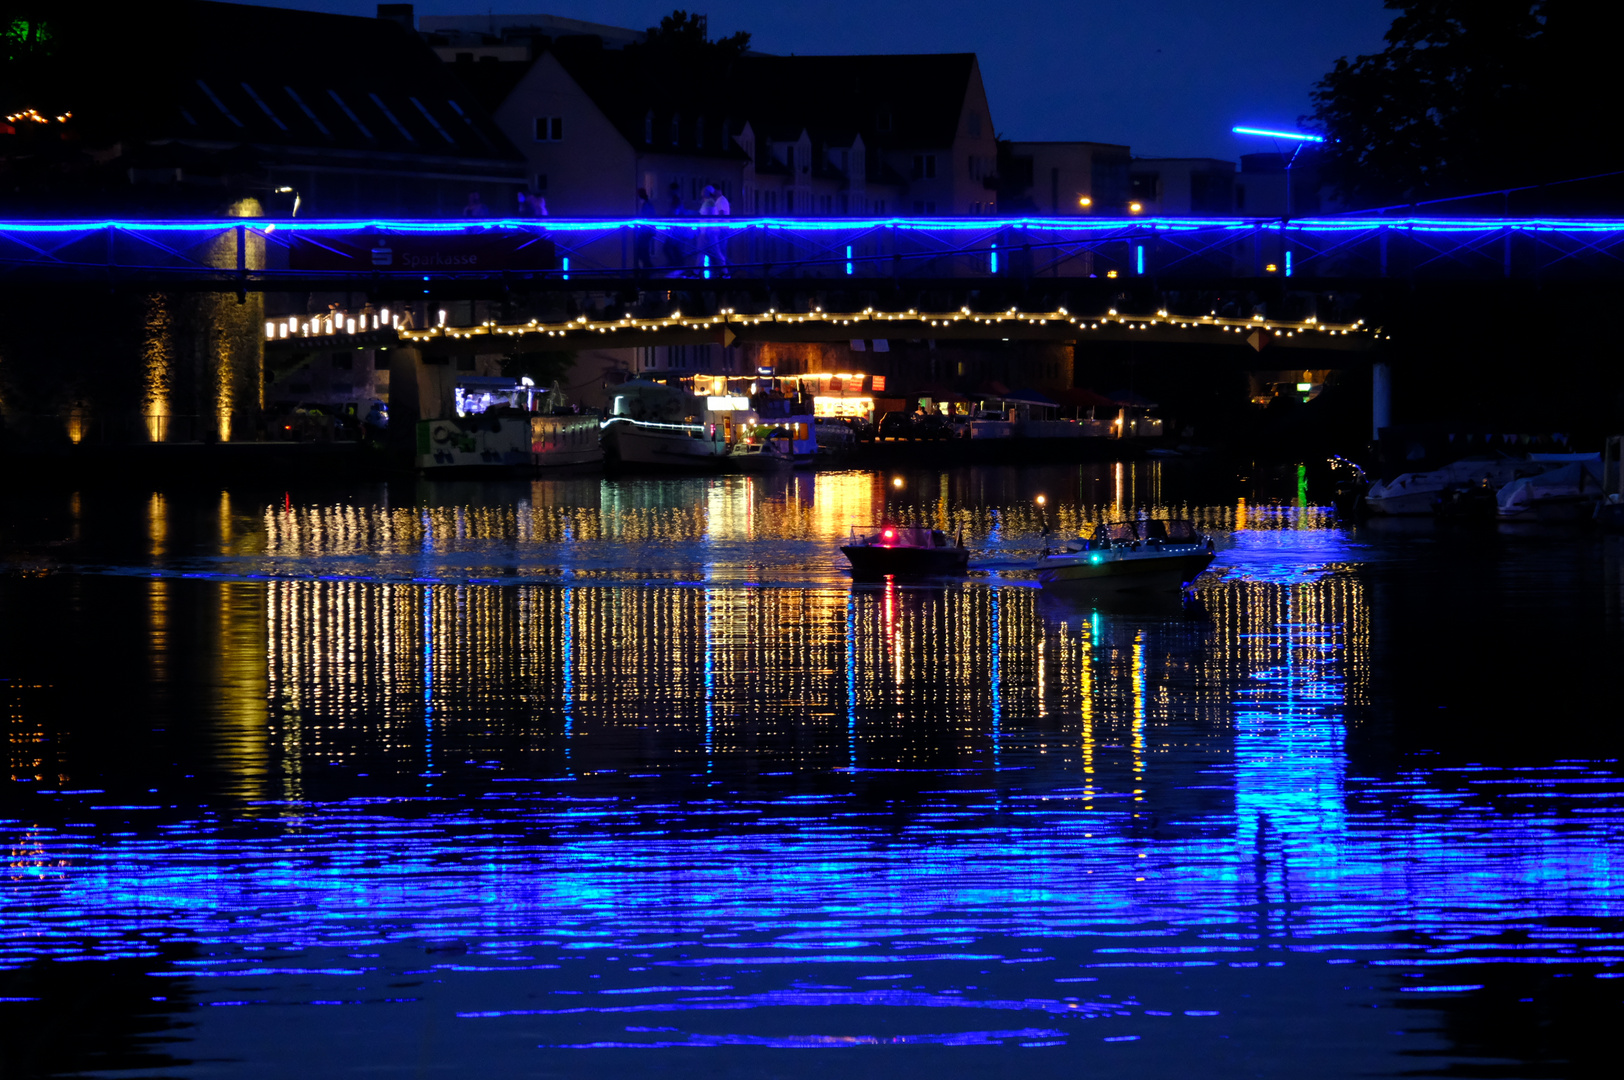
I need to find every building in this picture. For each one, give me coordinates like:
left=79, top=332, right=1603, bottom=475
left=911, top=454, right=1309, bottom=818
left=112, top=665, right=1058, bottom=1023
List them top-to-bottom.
left=1, top=2, right=526, bottom=218
left=413, top=8, right=996, bottom=218
left=997, top=141, right=1132, bottom=215
left=1235, top=153, right=1325, bottom=217
left=1127, top=158, right=1237, bottom=216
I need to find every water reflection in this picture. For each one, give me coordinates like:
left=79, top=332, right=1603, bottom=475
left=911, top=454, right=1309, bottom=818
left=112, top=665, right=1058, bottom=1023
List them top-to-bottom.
left=2, top=467, right=1621, bottom=1076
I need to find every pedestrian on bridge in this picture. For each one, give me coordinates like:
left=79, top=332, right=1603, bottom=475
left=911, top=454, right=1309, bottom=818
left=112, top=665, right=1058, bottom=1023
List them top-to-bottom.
left=663, top=181, right=686, bottom=273
left=700, top=185, right=730, bottom=276
left=634, top=188, right=655, bottom=275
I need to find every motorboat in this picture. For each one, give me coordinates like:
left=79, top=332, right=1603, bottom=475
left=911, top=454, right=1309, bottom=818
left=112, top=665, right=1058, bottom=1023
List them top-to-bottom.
left=600, top=380, right=726, bottom=470
left=727, top=427, right=795, bottom=472
left=1366, top=456, right=1544, bottom=516
left=1496, top=456, right=1604, bottom=520
left=1035, top=518, right=1215, bottom=591
left=841, top=525, right=969, bottom=578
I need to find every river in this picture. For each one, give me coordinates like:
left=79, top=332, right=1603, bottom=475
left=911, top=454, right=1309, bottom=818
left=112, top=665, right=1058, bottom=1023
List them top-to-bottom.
left=2, top=463, right=1620, bottom=1077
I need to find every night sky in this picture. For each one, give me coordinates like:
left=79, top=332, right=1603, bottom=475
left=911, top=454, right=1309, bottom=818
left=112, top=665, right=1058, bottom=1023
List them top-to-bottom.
left=250, top=0, right=1393, bottom=161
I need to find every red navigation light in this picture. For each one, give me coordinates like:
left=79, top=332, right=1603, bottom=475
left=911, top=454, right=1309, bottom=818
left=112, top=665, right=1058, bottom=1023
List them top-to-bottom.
left=883, top=529, right=895, bottom=540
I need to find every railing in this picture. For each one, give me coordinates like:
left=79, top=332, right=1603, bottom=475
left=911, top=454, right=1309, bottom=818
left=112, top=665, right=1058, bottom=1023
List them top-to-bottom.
left=3, top=216, right=1624, bottom=286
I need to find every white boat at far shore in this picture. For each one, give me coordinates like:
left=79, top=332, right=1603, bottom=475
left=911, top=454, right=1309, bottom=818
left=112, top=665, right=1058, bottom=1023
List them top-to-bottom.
left=1366, top=454, right=1584, bottom=516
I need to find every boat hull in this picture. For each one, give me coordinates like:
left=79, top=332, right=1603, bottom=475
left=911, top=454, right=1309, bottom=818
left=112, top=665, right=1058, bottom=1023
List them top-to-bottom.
left=531, top=415, right=604, bottom=468
left=602, top=419, right=725, bottom=471
left=841, top=545, right=969, bottom=578
left=1038, top=550, right=1214, bottom=590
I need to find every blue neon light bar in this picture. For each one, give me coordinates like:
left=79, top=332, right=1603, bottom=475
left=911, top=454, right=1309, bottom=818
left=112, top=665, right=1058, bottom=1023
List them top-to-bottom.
left=1232, top=126, right=1326, bottom=143
left=3, top=215, right=1623, bottom=235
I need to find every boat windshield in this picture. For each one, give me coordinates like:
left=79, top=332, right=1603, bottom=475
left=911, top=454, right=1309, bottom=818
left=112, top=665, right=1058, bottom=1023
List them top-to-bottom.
left=1090, top=519, right=1202, bottom=543
left=850, top=525, right=946, bottom=548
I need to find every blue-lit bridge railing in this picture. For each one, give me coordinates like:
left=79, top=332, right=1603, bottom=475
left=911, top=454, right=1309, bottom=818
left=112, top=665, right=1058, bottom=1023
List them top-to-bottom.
left=2, top=216, right=1623, bottom=287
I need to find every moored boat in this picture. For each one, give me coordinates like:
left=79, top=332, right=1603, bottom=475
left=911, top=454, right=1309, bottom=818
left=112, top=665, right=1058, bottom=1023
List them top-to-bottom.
left=601, top=380, right=727, bottom=471
left=1496, top=456, right=1604, bottom=520
left=1036, top=518, right=1215, bottom=590
left=841, top=525, right=969, bottom=578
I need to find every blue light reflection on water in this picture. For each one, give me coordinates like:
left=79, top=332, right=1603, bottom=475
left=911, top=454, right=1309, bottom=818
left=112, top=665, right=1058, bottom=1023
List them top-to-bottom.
left=2, top=478, right=1623, bottom=1073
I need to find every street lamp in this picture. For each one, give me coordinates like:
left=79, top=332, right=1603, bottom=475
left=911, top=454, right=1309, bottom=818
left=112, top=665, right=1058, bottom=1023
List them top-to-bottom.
left=1230, top=126, right=1324, bottom=218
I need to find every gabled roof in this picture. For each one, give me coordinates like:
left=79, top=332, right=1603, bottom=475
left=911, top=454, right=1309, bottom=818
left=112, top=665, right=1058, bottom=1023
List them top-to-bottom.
left=160, top=2, right=517, bottom=163
left=531, top=42, right=980, bottom=173
left=732, top=54, right=980, bottom=152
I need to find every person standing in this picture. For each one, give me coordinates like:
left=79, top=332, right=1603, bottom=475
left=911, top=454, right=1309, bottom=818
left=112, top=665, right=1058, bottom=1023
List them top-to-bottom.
left=663, top=181, right=686, bottom=273
left=699, top=184, right=730, bottom=275
left=634, top=187, right=655, bottom=275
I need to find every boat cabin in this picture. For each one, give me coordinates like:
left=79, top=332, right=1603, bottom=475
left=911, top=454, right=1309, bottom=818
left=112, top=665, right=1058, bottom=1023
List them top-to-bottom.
left=1064, top=518, right=1206, bottom=552
left=848, top=525, right=956, bottom=549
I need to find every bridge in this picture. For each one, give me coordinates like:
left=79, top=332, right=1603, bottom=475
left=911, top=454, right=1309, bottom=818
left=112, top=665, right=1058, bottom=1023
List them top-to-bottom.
left=3, top=216, right=1622, bottom=293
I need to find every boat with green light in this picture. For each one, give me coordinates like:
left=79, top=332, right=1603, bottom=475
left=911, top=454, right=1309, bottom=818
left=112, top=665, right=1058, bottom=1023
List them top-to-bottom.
left=1036, top=518, right=1215, bottom=590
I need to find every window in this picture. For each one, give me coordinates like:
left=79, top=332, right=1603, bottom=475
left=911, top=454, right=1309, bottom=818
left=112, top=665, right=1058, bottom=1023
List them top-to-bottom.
left=534, top=116, right=562, bottom=142
left=912, top=154, right=936, bottom=180
left=785, top=191, right=794, bottom=213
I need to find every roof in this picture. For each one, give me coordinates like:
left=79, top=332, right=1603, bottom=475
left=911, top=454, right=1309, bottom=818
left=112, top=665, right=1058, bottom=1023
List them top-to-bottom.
left=159, top=2, right=518, bottom=164
left=547, top=41, right=750, bottom=163
left=536, top=43, right=980, bottom=175
left=733, top=54, right=979, bottom=152
left=1051, top=387, right=1117, bottom=411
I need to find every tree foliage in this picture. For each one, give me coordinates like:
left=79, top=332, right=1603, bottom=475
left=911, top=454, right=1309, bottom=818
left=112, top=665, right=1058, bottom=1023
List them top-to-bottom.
left=1309, top=2, right=1616, bottom=209
left=639, top=10, right=751, bottom=64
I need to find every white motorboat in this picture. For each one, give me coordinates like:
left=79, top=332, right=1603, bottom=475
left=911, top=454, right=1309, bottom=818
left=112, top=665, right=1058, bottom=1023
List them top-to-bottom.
left=727, top=439, right=793, bottom=472
left=1366, top=456, right=1550, bottom=516
left=1496, top=456, right=1604, bottom=520
left=1035, top=519, right=1216, bottom=591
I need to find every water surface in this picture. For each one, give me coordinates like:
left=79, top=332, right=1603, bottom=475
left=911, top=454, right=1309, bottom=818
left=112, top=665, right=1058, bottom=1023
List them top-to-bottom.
left=3, top=464, right=1621, bottom=1077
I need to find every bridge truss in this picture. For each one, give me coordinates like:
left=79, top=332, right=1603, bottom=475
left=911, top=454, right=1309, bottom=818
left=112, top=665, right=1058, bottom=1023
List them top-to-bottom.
left=2, top=216, right=1623, bottom=290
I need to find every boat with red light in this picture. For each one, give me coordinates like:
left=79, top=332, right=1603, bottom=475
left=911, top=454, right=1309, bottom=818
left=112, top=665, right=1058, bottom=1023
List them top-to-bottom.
left=841, top=525, right=969, bottom=578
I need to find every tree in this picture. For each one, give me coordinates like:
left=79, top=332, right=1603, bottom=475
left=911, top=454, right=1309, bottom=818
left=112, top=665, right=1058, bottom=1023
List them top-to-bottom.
left=1308, top=2, right=1550, bottom=208
left=638, top=10, right=751, bottom=64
